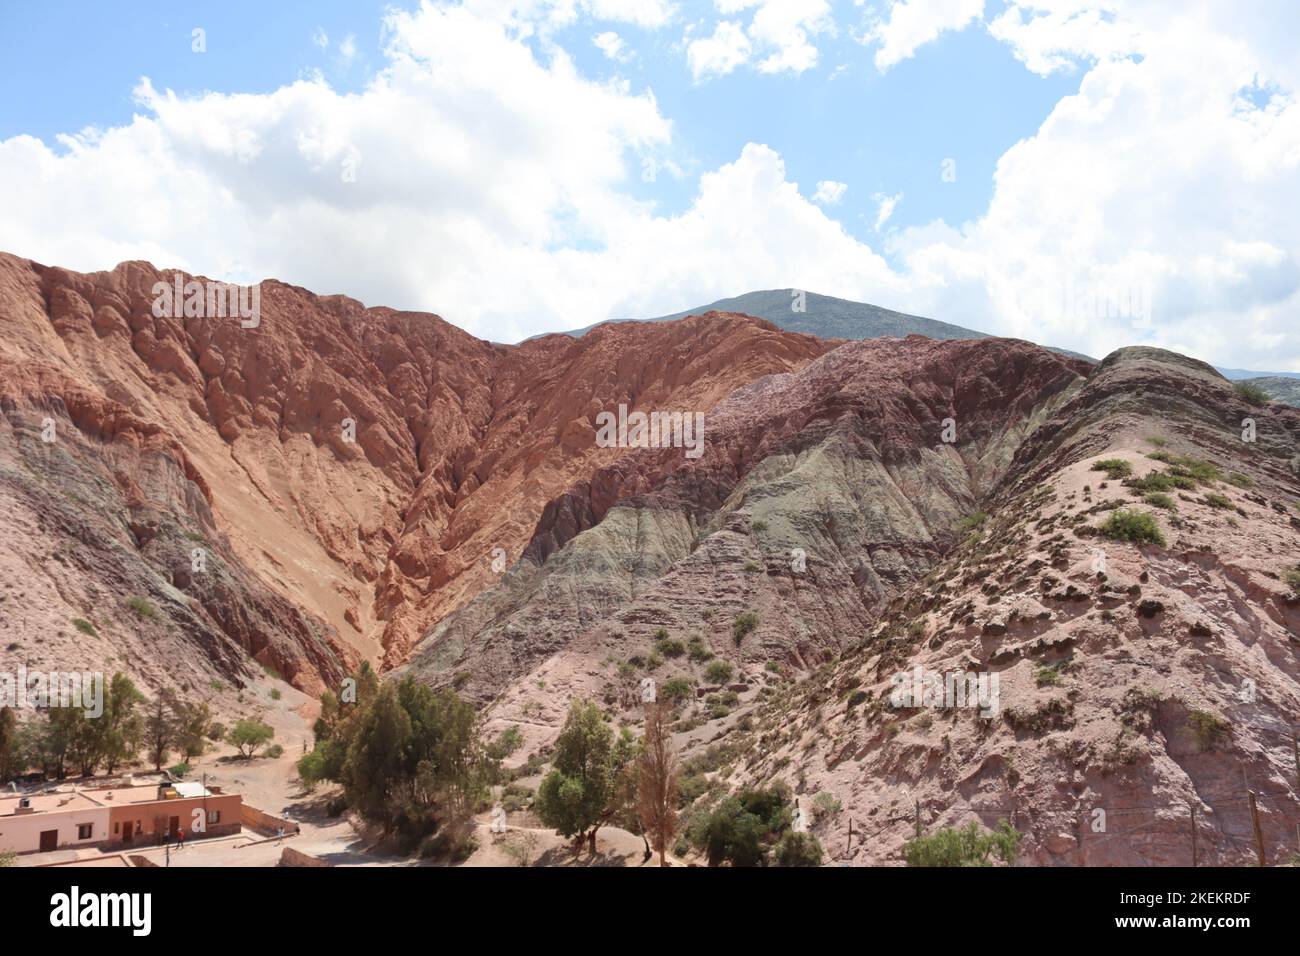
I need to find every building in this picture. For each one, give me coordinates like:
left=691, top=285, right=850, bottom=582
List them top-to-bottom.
left=0, top=781, right=241, bottom=856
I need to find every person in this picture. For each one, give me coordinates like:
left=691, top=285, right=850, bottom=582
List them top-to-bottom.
left=276, top=826, right=284, bottom=844
left=176, top=827, right=185, bottom=850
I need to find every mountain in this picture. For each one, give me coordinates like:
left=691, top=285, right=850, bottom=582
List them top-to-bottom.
left=0, top=252, right=831, bottom=699
left=4, top=252, right=1299, bottom=867
left=550, top=288, right=1096, bottom=362
left=402, top=338, right=1300, bottom=865
left=1216, top=368, right=1300, bottom=382
left=1240, top=376, right=1300, bottom=407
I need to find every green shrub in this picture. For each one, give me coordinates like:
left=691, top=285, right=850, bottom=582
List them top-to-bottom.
left=1233, top=381, right=1269, bottom=405
left=1091, top=458, right=1133, bottom=479
left=1127, top=471, right=1195, bottom=493
left=1226, top=472, right=1252, bottom=488
left=1143, top=492, right=1175, bottom=510
left=1203, top=492, right=1232, bottom=510
left=1098, top=509, right=1166, bottom=546
left=957, top=512, right=987, bottom=532
left=751, top=519, right=768, bottom=532
left=743, top=561, right=761, bottom=573
left=1284, top=568, right=1300, bottom=599
left=126, top=596, right=158, bottom=619
left=732, top=611, right=759, bottom=644
left=71, top=618, right=98, bottom=637
left=687, top=634, right=713, bottom=662
left=655, top=636, right=686, bottom=658
left=704, top=659, right=734, bottom=684
left=1034, top=664, right=1064, bottom=687
left=661, top=677, right=693, bottom=702
left=1187, top=709, right=1229, bottom=751
left=168, top=762, right=191, bottom=778
left=812, top=791, right=842, bottom=819
left=903, top=819, right=1022, bottom=867
left=774, top=831, right=824, bottom=867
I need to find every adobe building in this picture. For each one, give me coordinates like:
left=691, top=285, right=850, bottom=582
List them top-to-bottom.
left=0, top=780, right=241, bottom=855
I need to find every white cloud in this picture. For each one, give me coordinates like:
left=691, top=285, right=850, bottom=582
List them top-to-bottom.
left=0, top=0, right=1297, bottom=371
left=583, top=0, right=676, bottom=28
left=687, top=0, right=832, bottom=80
left=867, top=0, right=984, bottom=72
left=988, top=0, right=1141, bottom=76
left=687, top=20, right=752, bottom=79
left=312, top=27, right=329, bottom=49
left=593, top=30, right=633, bottom=61
left=338, top=34, right=358, bottom=65
left=812, top=179, right=847, bottom=205
left=872, top=190, right=901, bottom=230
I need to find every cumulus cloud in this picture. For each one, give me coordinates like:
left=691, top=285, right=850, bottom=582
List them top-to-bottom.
left=867, top=0, right=984, bottom=72
left=686, top=20, right=752, bottom=79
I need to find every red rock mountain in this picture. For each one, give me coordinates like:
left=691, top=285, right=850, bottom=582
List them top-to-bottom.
left=0, top=252, right=830, bottom=695
left=3, top=253, right=1298, bottom=866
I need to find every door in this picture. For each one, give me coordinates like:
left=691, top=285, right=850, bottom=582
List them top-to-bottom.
left=169, top=815, right=180, bottom=837
left=122, top=820, right=134, bottom=845
left=39, top=829, right=58, bottom=852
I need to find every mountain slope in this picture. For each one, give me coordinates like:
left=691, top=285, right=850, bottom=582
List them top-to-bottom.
left=0, top=252, right=833, bottom=697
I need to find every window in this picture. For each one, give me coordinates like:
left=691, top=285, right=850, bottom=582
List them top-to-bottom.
left=207, top=810, right=221, bottom=824
left=114, top=822, right=120, bottom=834
left=77, top=824, right=93, bottom=840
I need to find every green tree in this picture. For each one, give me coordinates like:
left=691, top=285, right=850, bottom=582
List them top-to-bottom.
left=100, top=674, right=145, bottom=774
left=342, top=686, right=411, bottom=831
left=144, top=691, right=179, bottom=772
left=535, top=700, right=615, bottom=855
left=0, top=706, right=20, bottom=782
left=228, top=718, right=276, bottom=759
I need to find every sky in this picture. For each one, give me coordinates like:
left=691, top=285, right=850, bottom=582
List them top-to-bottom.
left=1, top=0, right=1297, bottom=371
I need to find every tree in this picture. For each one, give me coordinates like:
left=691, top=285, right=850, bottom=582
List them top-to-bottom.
left=101, top=674, right=144, bottom=774
left=342, top=685, right=410, bottom=830
left=144, top=691, right=179, bottom=772
left=174, top=700, right=215, bottom=764
left=535, top=700, right=615, bottom=855
left=636, top=701, right=678, bottom=866
left=0, top=706, right=20, bottom=782
left=228, top=718, right=276, bottom=759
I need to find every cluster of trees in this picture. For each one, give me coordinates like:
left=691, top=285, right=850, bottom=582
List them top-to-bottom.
left=296, top=663, right=491, bottom=853
left=0, top=674, right=276, bottom=782
left=533, top=699, right=680, bottom=866
left=678, top=780, right=822, bottom=866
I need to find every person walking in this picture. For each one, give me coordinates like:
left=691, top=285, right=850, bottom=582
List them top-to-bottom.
left=176, top=827, right=185, bottom=850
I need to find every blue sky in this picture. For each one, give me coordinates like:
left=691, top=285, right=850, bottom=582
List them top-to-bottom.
left=1, top=1, right=1297, bottom=370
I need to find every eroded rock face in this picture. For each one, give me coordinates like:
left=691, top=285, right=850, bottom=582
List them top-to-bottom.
left=0, top=252, right=830, bottom=695
left=402, top=336, right=1089, bottom=701
left=714, top=347, right=1300, bottom=866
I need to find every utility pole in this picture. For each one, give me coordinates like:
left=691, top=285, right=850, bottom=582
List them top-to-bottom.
left=1247, top=790, right=1266, bottom=867
left=914, top=800, right=922, bottom=839
left=1189, top=804, right=1198, bottom=867
left=845, top=817, right=853, bottom=858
